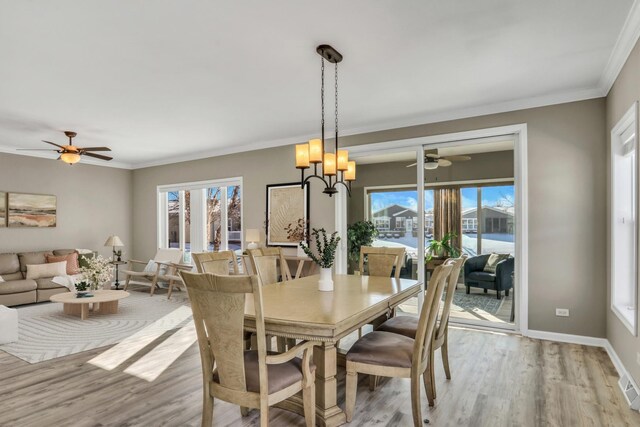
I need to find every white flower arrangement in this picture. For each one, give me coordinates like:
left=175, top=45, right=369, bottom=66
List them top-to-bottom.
left=80, top=255, right=113, bottom=291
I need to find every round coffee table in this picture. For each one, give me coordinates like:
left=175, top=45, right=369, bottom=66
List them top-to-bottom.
left=50, top=290, right=130, bottom=320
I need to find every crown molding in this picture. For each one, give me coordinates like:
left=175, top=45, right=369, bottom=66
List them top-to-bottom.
left=599, top=0, right=640, bottom=95
left=0, top=144, right=133, bottom=169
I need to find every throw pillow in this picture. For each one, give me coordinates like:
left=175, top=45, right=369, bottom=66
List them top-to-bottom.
left=46, top=252, right=80, bottom=275
left=483, top=253, right=510, bottom=274
left=144, top=260, right=168, bottom=275
left=26, top=261, right=67, bottom=280
left=0, top=275, right=4, bottom=283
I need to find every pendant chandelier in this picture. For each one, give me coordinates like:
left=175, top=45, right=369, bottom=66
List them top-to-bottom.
left=295, top=45, right=356, bottom=197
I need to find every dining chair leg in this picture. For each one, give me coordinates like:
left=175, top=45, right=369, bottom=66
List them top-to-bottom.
left=442, top=332, right=451, bottom=380
left=276, top=337, right=287, bottom=353
left=429, top=349, right=436, bottom=404
left=425, top=360, right=435, bottom=406
left=345, top=365, right=358, bottom=422
left=410, top=372, right=423, bottom=427
left=369, top=375, right=379, bottom=391
left=302, top=383, right=316, bottom=427
left=202, top=387, right=214, bottom=427
left=259, top=402, right=269, bottom=427
left=240, top=406, right=250, bottom=417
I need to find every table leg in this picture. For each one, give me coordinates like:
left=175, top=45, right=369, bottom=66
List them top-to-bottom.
left=295, top=260, right=305, bottom=279
left=114, top=264, right=121, bottom=290
left=98, top=300, right=119, bottom=315
left=63, top=302, right=89, bottom=320
left=314, top=342, right=347, bottom=427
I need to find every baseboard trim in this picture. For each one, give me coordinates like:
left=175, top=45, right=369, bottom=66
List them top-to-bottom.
left=525, top=329, right=608, bottom=347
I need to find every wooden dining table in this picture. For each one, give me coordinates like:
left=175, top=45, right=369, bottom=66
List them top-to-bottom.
left=244, top=274, right=422, bottom=427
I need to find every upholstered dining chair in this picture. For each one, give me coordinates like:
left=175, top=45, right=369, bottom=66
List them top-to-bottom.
left=358, top=246, right=406, bottom=279
left=123, top=248, right=184, bottom=296
left=247, top=248, right=292, bottom=282
left=192, top=251, right=240, bottom=274
left=376, top=256, right=466, bottom=406
left=344, top=264, right=452, bottom=427
left=180, top=271, right=318, bottom=427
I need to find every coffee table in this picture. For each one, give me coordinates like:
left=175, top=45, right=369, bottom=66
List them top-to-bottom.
left=50, top=290, right=130, bottom=320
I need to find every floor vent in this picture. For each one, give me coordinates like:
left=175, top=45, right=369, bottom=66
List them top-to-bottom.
left=619, top=374, right=640, bottom=411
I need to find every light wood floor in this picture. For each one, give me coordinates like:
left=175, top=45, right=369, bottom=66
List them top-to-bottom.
left=0, top=319, right=638, bottom=426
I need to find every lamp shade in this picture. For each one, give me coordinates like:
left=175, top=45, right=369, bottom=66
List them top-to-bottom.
left=308, top=139, right=323, bottom=163
left=295, top=144, right=310, bottom=169
left=337, top=150, right=349, bottom=171
left=60, top=152, right=81, bottom=165
left=246, top=229, right=260, bottom=242
left=104, top=235, right=124, bottom=247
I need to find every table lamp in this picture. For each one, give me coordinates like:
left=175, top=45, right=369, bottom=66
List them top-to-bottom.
left=245, top=229, right=260, bottom=250
left=104, top=235, right=124, bottom=261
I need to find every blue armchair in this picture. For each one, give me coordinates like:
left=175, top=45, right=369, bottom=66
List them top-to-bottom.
left=463, top=254, right=514, bottom=299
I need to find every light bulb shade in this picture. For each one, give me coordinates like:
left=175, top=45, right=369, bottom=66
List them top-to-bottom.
left=309, top=139, right=323, bottom=163
left=295, top=143, right=310, bottom=169
left=337, top=150, right=349, bottom=171
left=60, top=152, right=81, bottom=164
left=323, top=152, right=336, bottom=176
left=344, top=161, right=356, bottom=181
left=424, top=162, right=438, bottom=170
left=245, top=228, right=260, bottom=243
left=104, top=235, right=124, bottom=247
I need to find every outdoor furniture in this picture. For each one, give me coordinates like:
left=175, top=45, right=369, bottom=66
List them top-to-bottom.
left=122, top=248, right=184, bottom=296
left=192, top=250, right=239, bottom=274
left=463, top=254, right=514, bottom=299
left=377, top=256, right=466, bottom=406
left=344, top=265, right=452, bottom=427
left=179, top=271, right=318, bottom=427
left=0, top=305, right=18, bottom=344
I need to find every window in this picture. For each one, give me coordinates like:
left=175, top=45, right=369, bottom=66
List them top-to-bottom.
left=611, top=103, right=638, bottom=335
left=158, top=178, right=243, bottom=263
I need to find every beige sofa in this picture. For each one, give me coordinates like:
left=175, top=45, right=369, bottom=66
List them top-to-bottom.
left=0, top=249, right=89, bottom=307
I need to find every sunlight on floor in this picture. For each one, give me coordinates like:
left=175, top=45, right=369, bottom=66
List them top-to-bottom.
left=87, top=305, right=192, bottom=371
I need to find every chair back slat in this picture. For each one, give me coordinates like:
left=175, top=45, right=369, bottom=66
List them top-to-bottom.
left=359, top=246, right=405, bottom=279
left=247, top=247, right=292, bottom=282
left=192, top=251, right=239, bottom=274
left=253, top=255, right=279, bottom=286
left=434, top=256, right=466, bottom=343
left=201, top=259, right=232, bottom=275
left=412, top=264, right=453, bottom=369
left=180, top=272, right=266, bottom=394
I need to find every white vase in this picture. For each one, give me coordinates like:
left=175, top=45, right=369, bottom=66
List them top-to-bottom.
left=297, top=246, right=306, bottom=258
left=318, top=267, right=334, bottom=292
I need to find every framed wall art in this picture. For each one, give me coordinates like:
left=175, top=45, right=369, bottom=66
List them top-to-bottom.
left=266, top=182, right=309, bottom=247
left=8, top=192, right=57, bottom=228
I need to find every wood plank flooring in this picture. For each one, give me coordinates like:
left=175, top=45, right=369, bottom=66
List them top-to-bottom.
left=1, top=325, right=638, bottom=426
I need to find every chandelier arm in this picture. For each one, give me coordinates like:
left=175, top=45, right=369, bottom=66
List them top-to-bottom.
left=303, top=173, right=329, bottom=188
left=335, top=180, right=352, bottom=197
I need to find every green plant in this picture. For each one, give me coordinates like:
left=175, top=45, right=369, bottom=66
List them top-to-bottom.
left=347, top=221, right=379, bottom=265
left=299, top=228, right=341, bottom=268
left=425, top=232, right=460, bottom=262
left=75, top=280, right=89, bottom=292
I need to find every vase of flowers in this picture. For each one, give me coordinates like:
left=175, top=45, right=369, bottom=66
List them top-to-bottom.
left=299, top=228, right=341, bottom=292
left=80, top=255, right=113, bottom=291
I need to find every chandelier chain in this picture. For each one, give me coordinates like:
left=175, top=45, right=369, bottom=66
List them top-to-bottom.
left=321, top=57, right=325, bottom=143
left=334, top=62, right=339, bottom=148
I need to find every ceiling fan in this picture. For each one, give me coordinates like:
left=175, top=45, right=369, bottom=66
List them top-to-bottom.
left=17, top=131, right=112, bottom=165
left=406, top=151, right=471, bottom=170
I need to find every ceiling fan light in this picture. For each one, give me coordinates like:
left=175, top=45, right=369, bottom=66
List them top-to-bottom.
left=60, top=152, right=81, bottom=165
left=424, top=162, right=438, bottom=170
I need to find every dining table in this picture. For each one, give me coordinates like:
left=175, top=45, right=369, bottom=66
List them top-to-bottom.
left=244, top=273, right=422, bottom=427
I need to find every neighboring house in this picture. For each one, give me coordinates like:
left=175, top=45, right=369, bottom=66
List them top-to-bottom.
left=371, top=204, right=434, bottom=235
left=462, top=206, right=514, bottom=234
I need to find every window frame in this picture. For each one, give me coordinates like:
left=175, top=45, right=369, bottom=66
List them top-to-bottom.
left=610, top=102, right=638, bottom=336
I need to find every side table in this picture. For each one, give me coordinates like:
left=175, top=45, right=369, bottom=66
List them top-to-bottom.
left=110, top=260, right=127, bottom=290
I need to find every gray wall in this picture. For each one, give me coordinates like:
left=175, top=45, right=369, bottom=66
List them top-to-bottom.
left=606, top=38, right=640, bottom=386
left=131, top=98, right=606, bottom=339
left=339, top=99, right=606, bottom=338
left=131, top=145, right=335, bottom=262
left=348, top=150, right=514, bottom=224
left=0, top=152, right=132, bottom=258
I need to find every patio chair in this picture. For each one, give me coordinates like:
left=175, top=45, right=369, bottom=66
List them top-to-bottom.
left=122, top=248, right=184, bottom=296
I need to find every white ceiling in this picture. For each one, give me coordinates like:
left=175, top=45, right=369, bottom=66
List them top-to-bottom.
left=0, top=0, right=636, bottom=168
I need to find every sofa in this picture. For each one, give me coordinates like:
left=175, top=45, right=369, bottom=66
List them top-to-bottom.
left=0, top=249, right=95, bottom=307
left=463, top=254, right=514, bottom=300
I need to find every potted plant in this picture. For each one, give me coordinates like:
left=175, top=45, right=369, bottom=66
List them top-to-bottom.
left=346, top=220, right=379, bottom=273
left=299, top=228, right=341, bottom=291
left=425, top=232, right=461, bottom=262
left=79, top=255, right=113, bottom=291
left=75, top=280, right=90, bottom=297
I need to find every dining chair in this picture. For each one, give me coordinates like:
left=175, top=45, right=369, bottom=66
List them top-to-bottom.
left=358, top=246, right=405, bottom=279
left=123, top=248, right=184, bottom=296
left=247, top=248, right=292, bottom=282
left=192, top=251, right=240, bottom=274
left=376, top=256, right=466, bottom=405
left=344, top=264, right=452, bottom=427
left=180, top=271, right=318, bottom=427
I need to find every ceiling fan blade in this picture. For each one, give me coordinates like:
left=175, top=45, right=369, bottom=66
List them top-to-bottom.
left=42, top=140, right=65, bottom=149
left=78, top=147, right=111, bottom=152
left=17, top=148, right=59, bottom=151
left=83, top=152, right=113, bottom=161
left=425, top=153, right=440, bottom=158
left=443, top=155, right=471, bottom=162
left=438, top=159, right=452, bottom=167
left=406, top=162, right=417, bottom=167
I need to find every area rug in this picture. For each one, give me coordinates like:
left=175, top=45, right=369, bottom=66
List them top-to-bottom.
left=0, top=290, right=192, bottom=364
left=451, top=291, right=504, bottom=315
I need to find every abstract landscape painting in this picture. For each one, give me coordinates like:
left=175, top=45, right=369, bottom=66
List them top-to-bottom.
left=0, top=192, right=5, bottom=227
left=8, top=193, right=57, bottom=227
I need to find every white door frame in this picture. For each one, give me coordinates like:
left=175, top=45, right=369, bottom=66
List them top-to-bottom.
left=335, top=124, right=529, bottom=334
